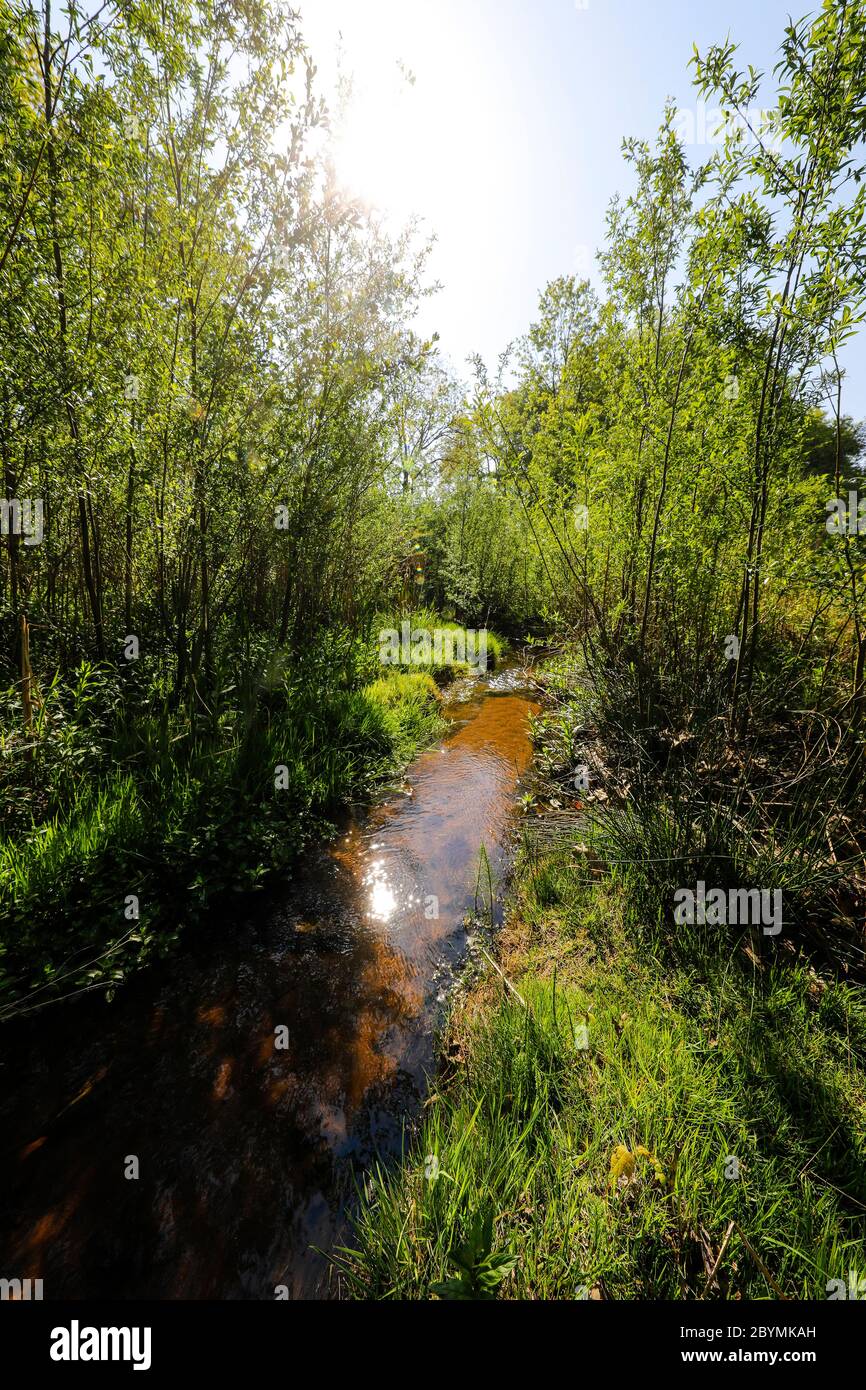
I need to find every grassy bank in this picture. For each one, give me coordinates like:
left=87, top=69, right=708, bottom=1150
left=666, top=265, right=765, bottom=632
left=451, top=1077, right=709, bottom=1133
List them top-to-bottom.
left=370, top=609, right=507, bottom=681
left=0, top=615, right=508, bottom=1018
left=1, top=638, right=463, bottom=1020
left=338, top=657, right=866, bottom=1302
left=340, top=853, right=866, bottom=1299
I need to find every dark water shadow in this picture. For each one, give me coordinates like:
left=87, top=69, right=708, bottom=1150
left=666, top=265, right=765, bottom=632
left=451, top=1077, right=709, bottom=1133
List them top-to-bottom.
left=0, top=667, right=539, bottom=1298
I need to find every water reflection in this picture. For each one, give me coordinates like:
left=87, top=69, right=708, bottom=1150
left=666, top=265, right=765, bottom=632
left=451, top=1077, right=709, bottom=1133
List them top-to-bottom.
left=0, top=667, right=538, bottom=1299
left=364, top=861, right=398, bottom=922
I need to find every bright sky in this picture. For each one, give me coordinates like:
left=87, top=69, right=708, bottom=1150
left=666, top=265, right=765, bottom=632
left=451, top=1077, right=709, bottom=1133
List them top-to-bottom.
left=299, top=0, right=866, bottom=420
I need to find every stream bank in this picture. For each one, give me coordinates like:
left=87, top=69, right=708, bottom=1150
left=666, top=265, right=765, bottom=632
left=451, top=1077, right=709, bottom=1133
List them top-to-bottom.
left=0, top=659, right=539, bottom=1298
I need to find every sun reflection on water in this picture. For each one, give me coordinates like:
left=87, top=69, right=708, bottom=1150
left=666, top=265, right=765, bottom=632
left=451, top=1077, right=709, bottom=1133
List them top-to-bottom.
left=364, top=860, right=397, bottom=922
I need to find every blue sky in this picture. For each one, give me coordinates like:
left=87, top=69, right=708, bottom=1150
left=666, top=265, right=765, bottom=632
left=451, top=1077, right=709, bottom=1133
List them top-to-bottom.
left=302, top=0, right=866, bottom=420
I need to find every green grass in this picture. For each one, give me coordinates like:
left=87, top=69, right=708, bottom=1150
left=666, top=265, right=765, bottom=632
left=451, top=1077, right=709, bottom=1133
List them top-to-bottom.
left=371, top=609, right=507, bottom=681
left=0, top=667, right=444, bottom=1019
left=363, top=670, right=442, bottom=756
left=338, top=843, right=866, bottom=1300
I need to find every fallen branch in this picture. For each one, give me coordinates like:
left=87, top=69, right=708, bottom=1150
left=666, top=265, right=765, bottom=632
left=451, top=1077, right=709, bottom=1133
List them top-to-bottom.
left=700, top=1219, right=735, bottom=1298
left=733, top=1222, right=790, bottom=1300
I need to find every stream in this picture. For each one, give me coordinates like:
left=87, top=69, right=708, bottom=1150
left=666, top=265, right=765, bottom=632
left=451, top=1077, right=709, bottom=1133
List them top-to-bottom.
left=0, top=660, right=539, bottom=1299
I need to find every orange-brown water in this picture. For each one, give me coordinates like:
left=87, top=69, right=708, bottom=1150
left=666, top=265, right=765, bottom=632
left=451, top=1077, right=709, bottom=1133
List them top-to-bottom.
left=0, top=664, right=538, bottom=1299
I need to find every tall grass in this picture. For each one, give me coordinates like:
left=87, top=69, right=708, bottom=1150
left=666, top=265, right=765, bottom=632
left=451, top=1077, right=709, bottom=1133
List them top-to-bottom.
left=370, top=609, right=507, bottom=680
left=339, top=644, right=866, bottom=1300
left=0, top=667, right=443, bottom=1018
left=339, top=859, right=866, bottom=1300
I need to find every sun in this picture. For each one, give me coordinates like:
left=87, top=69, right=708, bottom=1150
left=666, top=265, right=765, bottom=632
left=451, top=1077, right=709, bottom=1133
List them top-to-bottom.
left=297, top=0, right=514, bottom=360
left=300, top=0, right=454, bottom=224
left=330, top=54, right=424, bottom=219
left=328, top=59, right=417, bottom=214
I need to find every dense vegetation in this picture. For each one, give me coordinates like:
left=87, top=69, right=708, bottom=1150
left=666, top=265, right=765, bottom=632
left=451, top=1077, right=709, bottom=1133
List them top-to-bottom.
left=0, top=0, right=498, bottom=1012
left=2, top=0, right=866, bottom=1300
left=335, top=2, right=866, bottom=1300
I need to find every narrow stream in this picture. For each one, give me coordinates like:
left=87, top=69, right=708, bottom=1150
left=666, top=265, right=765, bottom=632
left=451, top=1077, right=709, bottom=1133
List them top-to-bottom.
left=0, top=661, right=539, bottom=1299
